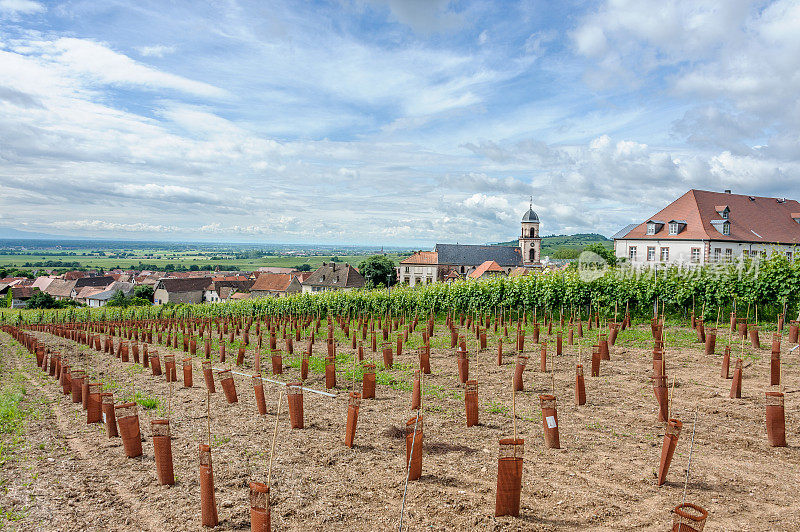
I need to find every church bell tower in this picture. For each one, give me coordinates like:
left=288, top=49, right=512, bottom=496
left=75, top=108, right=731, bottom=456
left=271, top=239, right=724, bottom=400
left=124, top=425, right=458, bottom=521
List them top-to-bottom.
left=519, top=198, right=541, bottom=266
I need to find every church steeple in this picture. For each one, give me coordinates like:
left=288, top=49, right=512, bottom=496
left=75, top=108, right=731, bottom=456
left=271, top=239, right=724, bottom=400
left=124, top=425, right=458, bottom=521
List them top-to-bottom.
left=519, top=199, right=541, bottom=265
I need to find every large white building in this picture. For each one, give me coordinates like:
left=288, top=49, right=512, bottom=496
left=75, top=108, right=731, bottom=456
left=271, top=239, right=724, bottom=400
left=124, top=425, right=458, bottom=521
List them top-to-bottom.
left=613, top=189, right=800, bottom=266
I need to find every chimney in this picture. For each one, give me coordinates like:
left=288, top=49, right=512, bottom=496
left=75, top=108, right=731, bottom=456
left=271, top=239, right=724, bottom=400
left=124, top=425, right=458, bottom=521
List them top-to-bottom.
left=724, top=189, right=731, bottom=194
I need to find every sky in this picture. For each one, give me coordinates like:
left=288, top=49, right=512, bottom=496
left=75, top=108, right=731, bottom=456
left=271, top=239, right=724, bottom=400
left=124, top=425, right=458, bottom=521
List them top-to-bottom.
left=1, top=0, right=799, bottom=246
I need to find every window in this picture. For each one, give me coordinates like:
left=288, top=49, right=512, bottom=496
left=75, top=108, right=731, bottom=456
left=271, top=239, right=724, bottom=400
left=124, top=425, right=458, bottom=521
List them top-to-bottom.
left=721, top=210, right=728, bottom=219
left=722, top=222, right=730, bottom=235
left=669, top=223, right=679, bottom=235
left=647, top=224, right=656, bottom=235
left=629, top=246, right=637, bottom=261
left=647, top=247, right=655, bottom=261
left=660, top=247, right=669, bottom=262
left=529, top=248, right=535, bottom=261
left=690, top=248, right=700, bottom=263
left=713, top=248, right=721, bottom=262
left=725, top=249, right=732, bottom=261
left=787, top=251, right=793, bottom=261
left=404, top=267, right=409, bottom=273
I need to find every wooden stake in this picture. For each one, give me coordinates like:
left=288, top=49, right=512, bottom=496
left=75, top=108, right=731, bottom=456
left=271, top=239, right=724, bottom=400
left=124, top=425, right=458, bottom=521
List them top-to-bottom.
left=512, top=372, right=517, bottom=442
left=266, top=389, right=284, bottom=487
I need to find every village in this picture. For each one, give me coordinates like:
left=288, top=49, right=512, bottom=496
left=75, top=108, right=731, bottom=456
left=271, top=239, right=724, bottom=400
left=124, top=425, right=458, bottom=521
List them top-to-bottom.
left=3, top=188, right=799, bottom=309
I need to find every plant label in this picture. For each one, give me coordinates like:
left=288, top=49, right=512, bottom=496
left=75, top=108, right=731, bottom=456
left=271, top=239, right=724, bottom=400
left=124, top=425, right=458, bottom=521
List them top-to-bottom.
left=546, top=416, right=557, bottom=428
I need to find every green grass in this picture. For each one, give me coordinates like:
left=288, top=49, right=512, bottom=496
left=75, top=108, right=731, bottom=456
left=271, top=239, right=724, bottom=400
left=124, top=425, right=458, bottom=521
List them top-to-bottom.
left=0, top=249, right=409, bottom=272
left=134, top=392, right=159, bottom=410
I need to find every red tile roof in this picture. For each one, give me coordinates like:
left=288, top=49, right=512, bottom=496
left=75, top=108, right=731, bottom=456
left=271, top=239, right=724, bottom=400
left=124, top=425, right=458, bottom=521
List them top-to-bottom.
left=618, top=189, right=800, bottom=244
left=401, top=251, right=438, bottom=264
left=468, top=260, right=504, bottom=279
left=251, top=273, right=293, bottom=292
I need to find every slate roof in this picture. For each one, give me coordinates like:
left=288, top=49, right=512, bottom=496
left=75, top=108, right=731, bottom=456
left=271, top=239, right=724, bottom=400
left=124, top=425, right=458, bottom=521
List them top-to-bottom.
left=616, top=189, right=800, bottom=244
left=522, top=207, right=540, bottom=223
left=611, top=224, right=639, bottom=240
left=434, top=244, right=523, bottom=267
left=303, top=262, right=365, bottom=289
left=74, top=276, right=115, bottom=289
left=156, top=277, right=213, bottom=293
left=44, top=279, right=77, bottom=298
left=211, top=279, right=254, bottom=293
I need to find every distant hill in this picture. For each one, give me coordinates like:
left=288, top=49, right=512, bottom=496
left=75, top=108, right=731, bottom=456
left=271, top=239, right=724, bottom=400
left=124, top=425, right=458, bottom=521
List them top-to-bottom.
left=492, top=233, right=613, bottom=258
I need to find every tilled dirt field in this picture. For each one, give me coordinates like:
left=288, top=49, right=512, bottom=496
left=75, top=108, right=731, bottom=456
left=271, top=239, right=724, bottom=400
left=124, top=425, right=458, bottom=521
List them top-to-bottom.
left=1, top=321, right=798, bottom=531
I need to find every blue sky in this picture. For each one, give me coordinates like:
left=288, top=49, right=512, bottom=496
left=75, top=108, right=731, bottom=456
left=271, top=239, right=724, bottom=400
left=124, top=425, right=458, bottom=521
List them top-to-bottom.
left=1, top=0, right=799, bottom=246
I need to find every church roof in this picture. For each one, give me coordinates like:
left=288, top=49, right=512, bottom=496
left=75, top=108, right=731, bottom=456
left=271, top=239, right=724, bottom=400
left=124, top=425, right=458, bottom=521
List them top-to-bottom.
left=522, top=207, right=539, bottom=223
left=434, top=244, right=523, bottom=267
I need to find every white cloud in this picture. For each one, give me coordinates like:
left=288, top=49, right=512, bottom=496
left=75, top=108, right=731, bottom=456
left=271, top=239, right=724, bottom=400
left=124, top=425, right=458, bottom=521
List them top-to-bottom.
left=0, top=0, right=43, bottom=17
left=17, top=38, right=226, bottom=98
left=137, top=45, right=176, bottom=58
left=49, top=220, right=181, bottom=233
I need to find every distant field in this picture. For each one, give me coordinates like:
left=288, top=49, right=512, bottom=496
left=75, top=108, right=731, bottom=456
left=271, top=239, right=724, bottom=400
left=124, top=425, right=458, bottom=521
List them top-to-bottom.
left=0, top=250, right=409, bottom=271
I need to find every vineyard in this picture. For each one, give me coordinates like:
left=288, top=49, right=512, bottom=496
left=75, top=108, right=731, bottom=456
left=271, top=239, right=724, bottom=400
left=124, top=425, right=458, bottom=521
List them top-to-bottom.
left=3, top=254, right=799, bottom=325
left=0, top=257, right=798, bottom=530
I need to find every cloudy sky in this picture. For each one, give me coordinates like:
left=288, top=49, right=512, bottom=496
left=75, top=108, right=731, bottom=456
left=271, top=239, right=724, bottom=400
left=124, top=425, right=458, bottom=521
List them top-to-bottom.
left=1, top=0, right=799, bottom=246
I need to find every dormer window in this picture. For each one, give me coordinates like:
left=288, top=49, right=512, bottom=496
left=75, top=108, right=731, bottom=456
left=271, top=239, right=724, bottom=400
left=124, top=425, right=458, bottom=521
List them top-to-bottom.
left=715, top=205, right=729, bottom=219
left=792, top=213, right=800, bottom=225
left=710, top=219, right=730, bottom=236
left=646, top=220, right=665, bottom=235
left=668, top=220, right=686, bottom=235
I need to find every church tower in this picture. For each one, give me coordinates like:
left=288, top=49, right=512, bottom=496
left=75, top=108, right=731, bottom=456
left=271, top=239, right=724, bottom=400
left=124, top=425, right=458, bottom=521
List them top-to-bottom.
left=519, top=199, right=541, bottom=266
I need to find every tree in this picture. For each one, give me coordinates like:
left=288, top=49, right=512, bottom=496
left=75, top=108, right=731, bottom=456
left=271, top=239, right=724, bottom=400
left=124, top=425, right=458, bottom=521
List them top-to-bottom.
left=583, top=243, right=617, bottom=266
left=357, top=255, right=397, bottom=288
left=330, top=256, right=340, bottom=263
left=294, top=264, right=312, bottom=272
left=134, top=284, right=154, bottom=302
left=26, top=291, right=59, bottom=309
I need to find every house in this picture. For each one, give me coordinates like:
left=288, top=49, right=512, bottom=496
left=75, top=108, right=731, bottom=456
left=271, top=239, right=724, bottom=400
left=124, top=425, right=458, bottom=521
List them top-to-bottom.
left=613, top=189, right=800, bottom=266
left=397, top=203, right=541, bottom=286
left=468, top=260, right=506, bottom=279
left=301, top=262, right=365, bottom=293
left=250, top=273, right=302, bottom=298
left=31, top=276, right=56, bottom=291
left=153, top=277, right=210, bottom=304
left=44, top=279, right=77, bottom=301
left=204, top=279, right=255, bottom=303
left=84, top=282, right=135, bottom=308
left=10, top=286, right=38, bottom=308
left=74, top=286, right=105, bottom=304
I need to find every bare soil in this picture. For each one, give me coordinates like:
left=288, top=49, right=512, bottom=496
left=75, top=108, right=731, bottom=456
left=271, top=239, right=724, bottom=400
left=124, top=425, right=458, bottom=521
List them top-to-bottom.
left=1, top=321, right=798, bottom=531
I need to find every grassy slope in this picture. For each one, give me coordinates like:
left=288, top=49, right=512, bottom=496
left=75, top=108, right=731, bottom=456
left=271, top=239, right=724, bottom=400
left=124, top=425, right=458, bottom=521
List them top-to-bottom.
left=492, top=233, right=613, bottom=254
